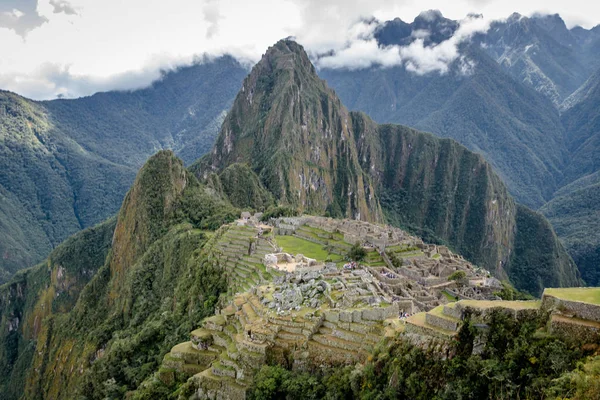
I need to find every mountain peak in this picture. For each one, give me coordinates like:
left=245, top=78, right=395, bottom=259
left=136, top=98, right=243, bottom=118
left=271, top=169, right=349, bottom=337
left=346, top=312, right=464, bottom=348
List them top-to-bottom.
left=415, top=9, right=444, bottom=23
left=258, top=38, right=315, bottom=75
left=201, top=39, right=381, bottom=221
left=108, top=150, right=187, bottom=296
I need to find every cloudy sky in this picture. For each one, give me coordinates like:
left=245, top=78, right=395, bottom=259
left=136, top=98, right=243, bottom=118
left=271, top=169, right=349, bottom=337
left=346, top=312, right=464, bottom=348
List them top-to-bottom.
left=1, top=0, right=599, bottom=100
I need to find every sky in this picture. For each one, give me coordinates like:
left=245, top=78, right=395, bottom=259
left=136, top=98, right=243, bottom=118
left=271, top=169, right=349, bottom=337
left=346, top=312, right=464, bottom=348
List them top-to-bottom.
left=1, top=0, right=599, bottom=100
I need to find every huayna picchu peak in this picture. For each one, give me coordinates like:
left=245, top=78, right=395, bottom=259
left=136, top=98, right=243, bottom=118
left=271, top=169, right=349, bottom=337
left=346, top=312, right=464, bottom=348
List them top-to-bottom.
left=1, top=19, right=599, bottom=400
left=198, top=40, right=383, bottom=223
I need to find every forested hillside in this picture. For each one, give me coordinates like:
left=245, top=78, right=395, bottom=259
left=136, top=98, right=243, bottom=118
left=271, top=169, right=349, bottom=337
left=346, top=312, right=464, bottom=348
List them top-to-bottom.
left=0, top=57, right=247, bottom=282
left=0, top=151, right=238, bottom=399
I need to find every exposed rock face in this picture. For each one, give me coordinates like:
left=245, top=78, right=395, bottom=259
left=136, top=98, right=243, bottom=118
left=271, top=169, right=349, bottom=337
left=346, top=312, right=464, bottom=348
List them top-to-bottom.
left=196, top=39, right=579, bottom=294
left=198, top=40, right=383, bottom=222
left=0, top=219, right=116, bottom=398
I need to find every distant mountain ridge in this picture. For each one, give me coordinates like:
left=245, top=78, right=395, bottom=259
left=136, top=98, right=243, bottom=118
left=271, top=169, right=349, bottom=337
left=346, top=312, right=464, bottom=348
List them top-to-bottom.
left=319, top=11, right=600, bottom=287
left=0, top=57, right=247, bottom=282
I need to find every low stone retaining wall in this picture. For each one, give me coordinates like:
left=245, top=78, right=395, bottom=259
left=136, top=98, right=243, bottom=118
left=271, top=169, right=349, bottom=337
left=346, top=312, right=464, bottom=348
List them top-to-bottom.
left=543, top=294, right=600, bottom=323
left=325, top=304, right=399, bottom=323
left=443, top=305, right=463, bottom=320
left=425, top=313, right=459, bottom=332
left=550, top=315, right=600, bottom=343
left=405, top=321, right=453, bottom=340
left=312, top=333, right=363, bottom=352
left=238, top=339, right=268, bottom=355
left=212, top=364, right=236, bottom=379
left=194, top=373, right=246, bottom=400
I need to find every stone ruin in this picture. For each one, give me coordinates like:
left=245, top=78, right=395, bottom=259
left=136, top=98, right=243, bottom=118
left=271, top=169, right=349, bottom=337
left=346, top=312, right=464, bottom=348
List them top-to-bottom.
left=238, top=211, right=264, bottom=227
left=158, top=215, right=531, bottom=399
left=271, top=215, right=416, bottom=251
left=264, top=252, right=322, bottom=272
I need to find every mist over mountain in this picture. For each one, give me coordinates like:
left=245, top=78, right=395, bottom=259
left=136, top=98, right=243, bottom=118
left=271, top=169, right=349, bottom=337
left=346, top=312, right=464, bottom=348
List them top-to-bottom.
left=0, top=57, right=247, bottom=282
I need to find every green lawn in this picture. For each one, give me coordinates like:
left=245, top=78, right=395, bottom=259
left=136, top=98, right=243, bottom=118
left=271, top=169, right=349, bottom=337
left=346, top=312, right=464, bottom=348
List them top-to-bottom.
left=275, top=235, right=342, bottom=261
left=545, top=288, right=600, bottom=305
left=442, top=291, right=458, bottom=302
left=459, top=300, right=541, bottom=310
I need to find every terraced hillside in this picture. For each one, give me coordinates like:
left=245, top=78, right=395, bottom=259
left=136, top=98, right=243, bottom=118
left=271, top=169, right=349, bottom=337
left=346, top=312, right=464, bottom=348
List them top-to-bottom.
left=145, top=214, right=512, bottom=398
left=212, top=224, right=281, bottom=295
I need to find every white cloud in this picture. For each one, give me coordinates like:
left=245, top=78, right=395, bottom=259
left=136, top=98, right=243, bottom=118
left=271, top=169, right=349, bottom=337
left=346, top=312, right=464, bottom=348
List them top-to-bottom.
left=0, top=0, right=598, bottom=99
left=49, top=0, right=78, bottom=15
left=202, top=0, right=221, bottom=39
left=5, top=9, right=25, bottom=19
left=315, top=14, right=492, bottom=75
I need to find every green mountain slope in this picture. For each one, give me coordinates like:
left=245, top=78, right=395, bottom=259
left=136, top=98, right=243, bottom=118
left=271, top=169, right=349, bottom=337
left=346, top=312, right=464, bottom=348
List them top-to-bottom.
left=197, top=39, right=579, bottom=294
left=196, top=41, right=383, bottom=221
left=320, top=45, right=568, bottom=209
left=42, top=56, right=247, bottom=167
left=0, top=57, right=247, bottom=282
left=561, top=66, right=600, bottom=183
left=540, top=67, right=600, bottom=283
left=0, top=91, right=134, bottom=283
left=0, top=150, right=238, bottom=399
left=204, top=163, right=275, bottom=211
left=0, top=217, right=116, bottom=398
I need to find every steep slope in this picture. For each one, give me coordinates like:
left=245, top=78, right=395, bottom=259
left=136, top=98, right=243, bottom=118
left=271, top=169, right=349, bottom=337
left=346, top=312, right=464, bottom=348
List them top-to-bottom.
left=477, top=13, right=594, bottom=106
left=198, top=39, right=579, bottom=294
left=197, top=40, right=382, bottom=221
left=321, top=44, right=568, bottom=209
left=0, top=56, right=247, bottom=281
left=43, top=56, right=247, bottom=166
left=561, top=66, right=600, bottom=183
left=0, top=91, right=134, bottom=283
left=351, top=116, right=515, bottom=276
left=0, top=150, right=238, bottom=400
left=205, top=163, right=275, bottom=211
left=541, top=171, right=600, bottom=286
left=509, top=204, right=580, bottom=295
left=0, top=218, right=116, bottom=398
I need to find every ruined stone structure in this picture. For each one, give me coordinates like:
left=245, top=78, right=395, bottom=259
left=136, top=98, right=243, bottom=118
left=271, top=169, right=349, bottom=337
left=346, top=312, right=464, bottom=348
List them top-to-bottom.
left=271, top=215, right=417, bottom=251
left=155, top=216, right=600, bottom=399
left=263, top=252, right=322, bottom=273
left=542, top=288, right=600, bottom=343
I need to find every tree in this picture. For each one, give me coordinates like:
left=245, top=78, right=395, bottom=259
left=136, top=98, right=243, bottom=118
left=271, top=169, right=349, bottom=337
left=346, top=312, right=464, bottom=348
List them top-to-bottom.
left=347, top=242, right=366, bottom=262
left=448, top=270, right=468, bottom=287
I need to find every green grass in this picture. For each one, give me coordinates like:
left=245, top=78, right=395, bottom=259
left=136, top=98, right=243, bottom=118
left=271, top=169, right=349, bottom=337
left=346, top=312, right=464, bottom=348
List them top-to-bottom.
left=275, top=235, right=342, bottom=261
left=545, top=288, right=600, bottom=305
left=442, top=291, right=458, bottom=302
left=459, top=300, right=541, bottom=310
left=428, top=305, right=460, bottom=321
